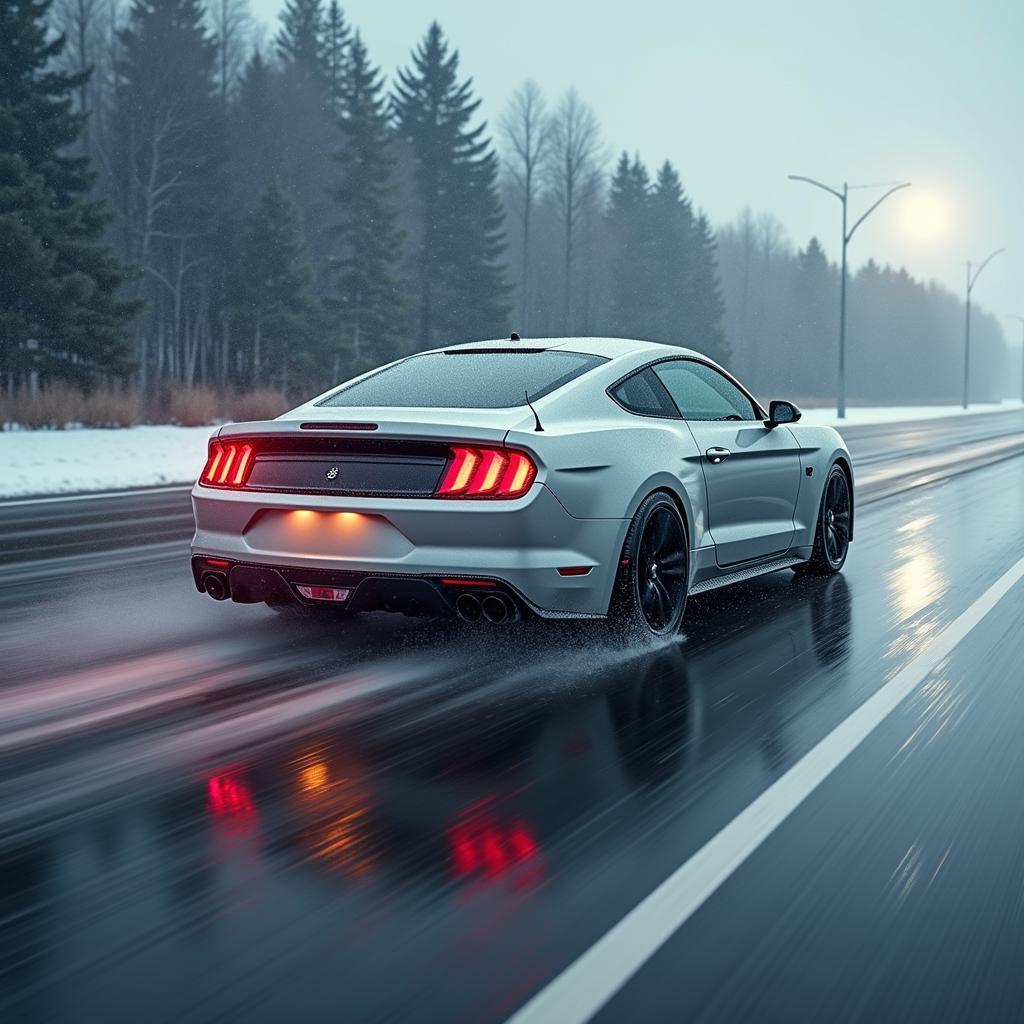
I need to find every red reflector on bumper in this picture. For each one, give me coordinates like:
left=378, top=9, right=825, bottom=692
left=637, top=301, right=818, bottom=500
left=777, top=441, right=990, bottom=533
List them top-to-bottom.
left=556, top=566, right=593, bottom=577
left=296, top=585, right=351, bottom=602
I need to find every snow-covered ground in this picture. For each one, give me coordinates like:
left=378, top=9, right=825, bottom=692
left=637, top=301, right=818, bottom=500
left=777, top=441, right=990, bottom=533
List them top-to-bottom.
left=800, top=399, right=1023, bottom=426
left=1, top=400, right=1022, bottom=499
left=0, top=425, right=215, bottom=498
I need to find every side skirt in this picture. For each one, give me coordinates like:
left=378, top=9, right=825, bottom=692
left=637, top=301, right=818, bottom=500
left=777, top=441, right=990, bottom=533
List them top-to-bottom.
left=689, top=555, right=806, bottom=595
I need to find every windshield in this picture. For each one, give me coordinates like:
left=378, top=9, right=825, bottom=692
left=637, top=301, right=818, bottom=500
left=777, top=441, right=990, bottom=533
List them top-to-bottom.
left=318, top=350, right=607, bottom=408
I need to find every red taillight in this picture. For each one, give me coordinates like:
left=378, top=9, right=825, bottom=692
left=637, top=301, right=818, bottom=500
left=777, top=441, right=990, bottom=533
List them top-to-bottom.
left=200, top=440, right=256, bottom=488
left=436, top=446, right=537, bottom=499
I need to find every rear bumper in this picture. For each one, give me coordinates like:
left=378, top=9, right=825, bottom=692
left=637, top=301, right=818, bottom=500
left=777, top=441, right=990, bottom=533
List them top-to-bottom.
left=190, top=483, right=627, bottom=617
left=192, top=558, right=544, bottom=619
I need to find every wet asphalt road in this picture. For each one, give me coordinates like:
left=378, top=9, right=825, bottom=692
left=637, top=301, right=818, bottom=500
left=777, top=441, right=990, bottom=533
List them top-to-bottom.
left=2, top=414, right=1024, bottom=1022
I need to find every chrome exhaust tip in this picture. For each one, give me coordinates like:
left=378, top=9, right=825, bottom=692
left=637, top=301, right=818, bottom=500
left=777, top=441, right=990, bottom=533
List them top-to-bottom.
left=455, top=593, right=482, bottom=622
left=481, top=594, right=510, bottom=624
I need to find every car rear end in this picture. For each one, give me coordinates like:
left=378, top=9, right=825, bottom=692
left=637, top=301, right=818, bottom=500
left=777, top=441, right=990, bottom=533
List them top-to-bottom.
left=189, top=347, right=629, bottom=621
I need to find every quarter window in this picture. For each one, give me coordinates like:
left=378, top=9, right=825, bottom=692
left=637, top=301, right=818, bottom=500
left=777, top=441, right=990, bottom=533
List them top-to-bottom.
left=653, top=361, right=758, bottom=421
left=609, top=367, right=679, bottom=417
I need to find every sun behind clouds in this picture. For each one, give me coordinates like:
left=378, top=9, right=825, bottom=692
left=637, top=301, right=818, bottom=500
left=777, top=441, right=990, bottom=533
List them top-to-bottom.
left=895, top=188, right=954, bottom=246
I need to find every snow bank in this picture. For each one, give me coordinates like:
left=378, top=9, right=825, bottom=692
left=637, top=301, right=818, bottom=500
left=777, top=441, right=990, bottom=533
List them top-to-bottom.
left=800, top=399, right=1023, bottom=426
left=1, top=400, right=1022, bottom=499
left=0, top=425, right=215, bottom=498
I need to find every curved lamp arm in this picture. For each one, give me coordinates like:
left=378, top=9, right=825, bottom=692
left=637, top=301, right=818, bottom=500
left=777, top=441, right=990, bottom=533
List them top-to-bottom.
left=787, top=174, right=844, bottom=202
left=846, top=182, right=911, bottom=243
left=969, top=248, right=1005, bottom=293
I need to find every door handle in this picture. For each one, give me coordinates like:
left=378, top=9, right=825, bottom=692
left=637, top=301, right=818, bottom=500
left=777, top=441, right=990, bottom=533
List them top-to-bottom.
left=705, top=447, right=731, bottom=464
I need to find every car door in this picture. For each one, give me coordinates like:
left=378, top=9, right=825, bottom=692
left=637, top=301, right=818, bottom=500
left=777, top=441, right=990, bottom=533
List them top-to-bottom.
left=652, top=359, right=801, bottom=566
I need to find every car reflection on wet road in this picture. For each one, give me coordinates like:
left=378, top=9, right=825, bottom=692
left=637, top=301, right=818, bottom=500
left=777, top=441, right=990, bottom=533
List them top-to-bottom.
left=1, top=454, right=1024, bottom=1023
left=0, top=569, right=853, bottom=1021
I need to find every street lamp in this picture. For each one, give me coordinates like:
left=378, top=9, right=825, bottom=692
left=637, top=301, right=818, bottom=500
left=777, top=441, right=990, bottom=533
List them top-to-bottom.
left=788, top=176, right=911, bottom=419
left=962, top=249, right=1005, bottom=408
left=1007, top=315, right=1024, bottom=406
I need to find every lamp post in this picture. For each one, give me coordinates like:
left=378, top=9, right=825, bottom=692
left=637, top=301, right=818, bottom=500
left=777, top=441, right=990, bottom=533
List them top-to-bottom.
left=788, top=177, right=911, bottom=418
left=962, top=249, right=1005, bottom=408
left=1007, top=315, right=1024, bottom=406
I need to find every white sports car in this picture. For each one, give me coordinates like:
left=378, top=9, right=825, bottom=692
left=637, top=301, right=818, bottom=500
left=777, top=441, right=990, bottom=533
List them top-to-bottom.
left=190, top=337, right=853, bottom=636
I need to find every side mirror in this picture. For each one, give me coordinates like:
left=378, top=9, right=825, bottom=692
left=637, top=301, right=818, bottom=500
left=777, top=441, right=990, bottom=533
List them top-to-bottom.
left=765, top=400, right=802, bottom=429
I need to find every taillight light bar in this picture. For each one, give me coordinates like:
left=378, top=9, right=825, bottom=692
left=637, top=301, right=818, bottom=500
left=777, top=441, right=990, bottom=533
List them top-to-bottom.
left=200, top=440, right=255, bottom=488
left=436, top=447, right=537, bottom=499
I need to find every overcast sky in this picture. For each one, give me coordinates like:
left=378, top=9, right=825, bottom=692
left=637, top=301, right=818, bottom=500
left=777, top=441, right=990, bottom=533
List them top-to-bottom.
left=250, top=0, right=1022, bottom=350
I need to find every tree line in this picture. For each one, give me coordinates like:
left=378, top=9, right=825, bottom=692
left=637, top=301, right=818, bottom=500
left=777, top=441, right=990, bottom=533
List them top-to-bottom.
left=1, top=0, right=1013, bottom=405
left=717, top=212, right=1010, bottom=405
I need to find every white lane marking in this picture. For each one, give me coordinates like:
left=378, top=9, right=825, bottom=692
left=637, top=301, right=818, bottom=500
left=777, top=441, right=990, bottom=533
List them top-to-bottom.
left=0, top=484, right=191, bottom=508
left=507, top=552, right=1024, bottom=1024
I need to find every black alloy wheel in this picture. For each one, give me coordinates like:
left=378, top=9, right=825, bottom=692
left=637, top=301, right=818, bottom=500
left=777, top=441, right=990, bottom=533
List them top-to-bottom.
left=797, top=464, right=851, bottom=575
left=609, top=493, right=689, bottom=637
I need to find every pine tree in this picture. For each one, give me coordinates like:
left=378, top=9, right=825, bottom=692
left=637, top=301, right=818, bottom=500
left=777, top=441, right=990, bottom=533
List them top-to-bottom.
left=0, top=0, right=134, bottom=387
left=112, top=0, right=223, bottom=388
left=273, top=0, right=338, bottom=303
left=275, top=0, right=324, bottom=68
left=320, top=0, right=350, bottom=116
left=393, top=22, right=508, bottom=345
left=329, top=32, right=402, bottom=373
left=231, top=51, right=284, bottom=201
left=605, top=152, right=654, bottom=337
left=646, top=160, right=695, bottom=344
left=231, top=182, right=316, bottom=391
left=687, top=213, right=730, bottom=364
left=786, top=236, right=836, bottom=396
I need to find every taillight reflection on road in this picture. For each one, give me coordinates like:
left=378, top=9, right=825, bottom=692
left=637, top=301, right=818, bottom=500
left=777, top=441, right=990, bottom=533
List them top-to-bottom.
left=292, top=748, right=376, bottom=877
left=207, top=773, right=259, bottom=853
left=208, top=774, right=255, bottom=817
left=449, top=801, right=541, bottom=883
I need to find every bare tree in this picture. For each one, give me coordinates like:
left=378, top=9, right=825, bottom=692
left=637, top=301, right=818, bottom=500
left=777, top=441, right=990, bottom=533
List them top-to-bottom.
left=51, top=0, right=124, bottom=194
left=53, top=0, right=111, bottom=151
left=209, top=0, right=253, bottom=107
left=499, top=80, right=550, bottom=334
left=545, top=89, right=603, bottom=333
left=735, top=206, right=755, bottom=349
left=756, top=211, right=787, bottom=266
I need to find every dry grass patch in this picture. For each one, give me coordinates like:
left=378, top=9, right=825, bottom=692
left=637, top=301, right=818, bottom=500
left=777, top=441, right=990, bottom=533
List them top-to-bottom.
left=227, top=389, right=290, bottom=422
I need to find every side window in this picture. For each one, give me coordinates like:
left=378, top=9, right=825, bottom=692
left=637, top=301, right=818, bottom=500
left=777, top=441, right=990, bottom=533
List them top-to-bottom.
left=653, top=361, right=758, bottom=421
left=609, top=367, right=679, bottom=418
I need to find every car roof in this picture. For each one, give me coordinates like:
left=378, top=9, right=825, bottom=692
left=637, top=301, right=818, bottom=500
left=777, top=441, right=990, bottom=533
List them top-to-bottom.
left=439, top=337, right=702, bottom=361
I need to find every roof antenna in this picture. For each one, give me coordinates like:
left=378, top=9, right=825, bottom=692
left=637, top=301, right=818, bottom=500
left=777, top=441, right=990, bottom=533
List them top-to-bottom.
left=525, top=390, right=544, bottom=432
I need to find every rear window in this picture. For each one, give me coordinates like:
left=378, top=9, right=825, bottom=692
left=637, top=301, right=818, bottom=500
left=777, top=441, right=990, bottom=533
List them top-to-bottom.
left=318, top=350, right=608, bottom=409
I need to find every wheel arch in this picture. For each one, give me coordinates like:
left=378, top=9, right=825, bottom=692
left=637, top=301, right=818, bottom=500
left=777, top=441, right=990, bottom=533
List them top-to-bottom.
left=831, top=455, right=855, bottom=541
left=624, top=478, right=694, bottom=552
left=605, top=482, right=694, bottom=617
left=653, top=485, right=692, bottom=552
left=608, top=486, right=692, bottom=630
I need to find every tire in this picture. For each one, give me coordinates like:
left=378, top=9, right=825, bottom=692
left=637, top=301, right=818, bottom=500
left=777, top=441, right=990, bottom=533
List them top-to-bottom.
left=795, top=464, right=851, bottom=576
left=608, top=493, right=689, bottom=638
